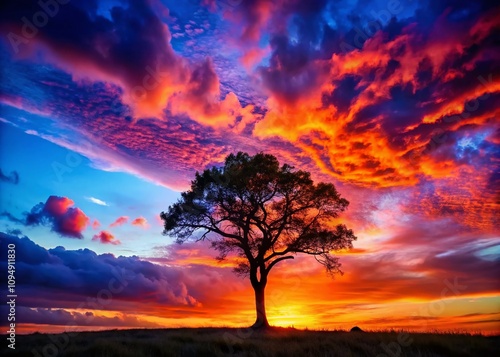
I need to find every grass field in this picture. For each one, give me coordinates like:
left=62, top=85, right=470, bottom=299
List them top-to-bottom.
left=3, top=327, right=500, bottom=357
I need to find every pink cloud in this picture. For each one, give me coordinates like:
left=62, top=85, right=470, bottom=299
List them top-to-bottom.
left=25, top=196, right=89, bottom=239
left=110, top=216, right=129, bottom=228
left=92, top=219, right=100, bottom=230
left=92, top=231, right=121, bottom=245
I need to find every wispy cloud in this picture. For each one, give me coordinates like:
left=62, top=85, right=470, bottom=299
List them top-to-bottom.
left=86, top=196, right=108, bottom=206
left=110, top=216, right=129, bottom=227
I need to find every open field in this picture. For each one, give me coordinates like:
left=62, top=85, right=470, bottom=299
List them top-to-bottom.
left=3, top=327, right=500, bottom=357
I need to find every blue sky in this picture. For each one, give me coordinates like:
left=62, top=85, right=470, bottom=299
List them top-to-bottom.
left=1, top=121, right=180, bottom=255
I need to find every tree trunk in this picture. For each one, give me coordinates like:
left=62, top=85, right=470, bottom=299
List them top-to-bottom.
left=251, top=283, right=270, bottom=329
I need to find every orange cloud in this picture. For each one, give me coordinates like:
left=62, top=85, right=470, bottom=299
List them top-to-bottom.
left=0, top=0, right=257, bottom=129
left=252, top=12, right=500, bottom=193
left=168, top=58, right=254, bottom=128
left=131, top=217, right=149, bottom=228
left=92, top=230, right=121, bottom=245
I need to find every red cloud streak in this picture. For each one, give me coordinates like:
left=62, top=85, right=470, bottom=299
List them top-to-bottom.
left=110, top=216, right=129, bottom=228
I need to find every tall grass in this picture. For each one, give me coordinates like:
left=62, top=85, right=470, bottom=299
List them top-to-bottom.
left=3, top=327, right=499, bottom=357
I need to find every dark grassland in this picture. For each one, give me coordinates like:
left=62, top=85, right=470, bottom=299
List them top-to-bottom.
left=3, top=327, right=500, bottom=357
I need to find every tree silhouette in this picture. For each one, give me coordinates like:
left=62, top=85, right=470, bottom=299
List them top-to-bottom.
left=160, top=152, right=356, bottom=329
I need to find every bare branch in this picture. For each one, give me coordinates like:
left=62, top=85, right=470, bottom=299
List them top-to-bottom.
left=266, top=255, right=294, bottom=273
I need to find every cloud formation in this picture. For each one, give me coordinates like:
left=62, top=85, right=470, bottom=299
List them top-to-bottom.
left=0, top=0, right=252, bottom=126
left=0, top=0, right=496, bottom=211
left=0, top=1, right=496, bottom=230
left=252, top=2, right=500, bottom=189
left=21, top=196, right=89, bottom=239
left=131, top=217, right=148, bottom=228
left=92, top=230, right=121, bottom=245
left=0, top=233, right=202, bottom=311
left=16, top=306, right=161, bottom=328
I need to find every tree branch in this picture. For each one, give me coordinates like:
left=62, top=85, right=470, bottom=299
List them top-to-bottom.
left=266, top=255, right=294, bottom=273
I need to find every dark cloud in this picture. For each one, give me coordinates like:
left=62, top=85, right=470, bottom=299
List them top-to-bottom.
left=0, top=0, right=184, bottom=88
left=258, top=34, right=328, bottom=104
left=321, top=75, right=363, bottom=113
left=0, top=168, right=19, bottom=184
left=0, top=211, right=24, bottom=224
left=5, top=228, right=23, bottom=236
left=0, top=233, right=202, bottom=311
left=0, top=233, right=253, bottom=329
left=416, top=249, right=500, bottom=291
left=14, top=306, right=161, bottom=327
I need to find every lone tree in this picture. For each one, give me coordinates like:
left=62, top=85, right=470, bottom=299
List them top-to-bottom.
left=161, top=152, right=356, bottom=329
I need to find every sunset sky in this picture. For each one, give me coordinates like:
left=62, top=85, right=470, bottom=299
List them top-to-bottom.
left=0, top=0, right=499, bottom=335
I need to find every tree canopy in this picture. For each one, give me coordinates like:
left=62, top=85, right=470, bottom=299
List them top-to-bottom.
left=161, top=152, right=356, bottom=328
